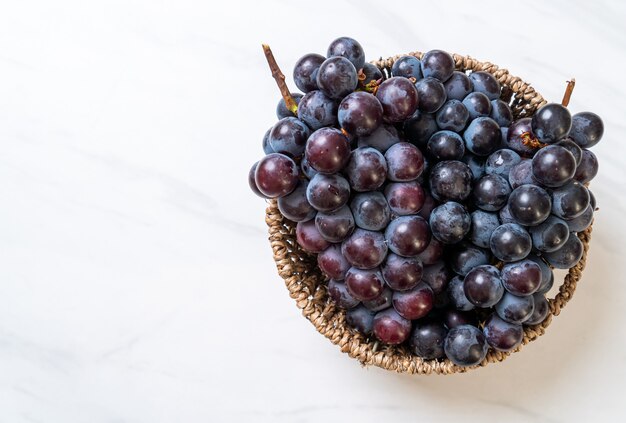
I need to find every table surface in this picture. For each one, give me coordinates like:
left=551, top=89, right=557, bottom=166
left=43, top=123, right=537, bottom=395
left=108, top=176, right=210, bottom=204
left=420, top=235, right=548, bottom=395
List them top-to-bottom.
left=1, top=1, right=625, bottom=422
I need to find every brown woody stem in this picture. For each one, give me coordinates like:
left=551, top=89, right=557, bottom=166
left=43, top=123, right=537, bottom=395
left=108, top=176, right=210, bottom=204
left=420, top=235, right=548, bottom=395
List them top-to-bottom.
left=262, top=44, right=298, bottom=114
left=561, top=78, right=576, bottom=107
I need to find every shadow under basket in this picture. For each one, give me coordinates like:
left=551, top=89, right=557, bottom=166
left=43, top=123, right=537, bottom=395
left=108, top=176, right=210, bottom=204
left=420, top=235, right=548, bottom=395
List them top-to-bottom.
left=265, top=51, right=594, bottom=374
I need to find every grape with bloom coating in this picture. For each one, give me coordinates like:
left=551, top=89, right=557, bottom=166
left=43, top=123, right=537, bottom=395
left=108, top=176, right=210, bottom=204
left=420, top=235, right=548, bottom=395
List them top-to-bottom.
left=327, top=36, right=366, bottom=70
left=420, top=49, right=455, bottom=82
left=293, top=53, right=325, bottom=93
left=391, top=55, right=422, bottom=79
left=316, top=56, right=358, bottom=99
left=444, top=71, right=473, bottom=100
left=469, top=71, right=501, bottom=100
left=376, top=77, right=419, bottom=122
left=415, top=77, right=446, bottom=113
left=297, top=90, right=338, bottom=130
left=338, top=91, right=383, bottom=136
left=463, top=92, right=492, bottom=119
left=276, top=93, right=304, bottom=119
left=490, top=99, right=513, bottom=127
left=436, top=100, right=469, bottom=132
left=531, top=103, right=572, bottom=144
left=404, top=110, right=438, bottom=148
left=569, top=111, right=604, bottom=148
left=269, top=117, right=310, bottom=158
left=463, top=117, right=501, bottom=156
left=357, top=124, right=401, bottom=153
left=305, top=127, right=351, bottom=174
left=427, top=131, right=465, bottom=161
left=384, top=142, right=425, bottom=182
left=345, top=147, right=388, bottom=192
left=485, top=149, right=521, bottom=179
left=574, top=149, right=599, bottom=184
left=255, top=153, right=299, bottom=198
left=429, top=160, right=473, bottom=202
left=306, top=173, right=350, bottom=212
left=277, top=181, right=316, bottom=222
left=384, top=182, right=425, bottom=216
left=551, top=182, right=590, bottom=220
left=507, top=184, right=552, bottom=226
left=350, top=192, right=391, bottom=231
left=429, top=202, right=471, bottom=244
left=315, top=205, right=355, bottom=243
left=566, top=205, right=594, bottom=233
left=469, top=210, right=500, bottom=248
left=385, top=216, right=431, bottom=257
left=489, top=223, right=532, bottom=262
left=342, top=229, right=388, bottom=269
left=543, top=234, right=583, bottom=269
left=416, top=238, right=444, bottom=265
left=448, top=242, right=490, bottom=276
left=318, top=244, right=350, bottom=280
left=382, top=253, right=423, bottom=291
left=501, top=259, right=542, bottom=296
left=421, top=260, right=453, bottom=294
left=463, top=264, right=504, bottom=308
left=345, top=267, right=385, bottom=301
left=448, top=276, right=475, bottom=311
left=328, top=279, right=359, bottom=309
left=392, top=282, right=434, bottom=320
left=363, top=286, right=393, bottom=312
left=495, top=293, right=535, bottom=325
left=525, top=293, right=549, bottom=325
left=346, top=306, right=374, bottom=334
left=483, top=314, right=523, bottom=352
left=409, top=321, right=447, bottom=359
left=444, top=324, right=488, bottom=366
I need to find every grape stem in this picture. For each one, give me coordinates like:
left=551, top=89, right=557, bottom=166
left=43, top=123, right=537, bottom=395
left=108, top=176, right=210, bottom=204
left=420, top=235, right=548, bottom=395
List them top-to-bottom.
left=262, top=44, right=298, bottom=114
left=561, top=78, right=576, bottom=107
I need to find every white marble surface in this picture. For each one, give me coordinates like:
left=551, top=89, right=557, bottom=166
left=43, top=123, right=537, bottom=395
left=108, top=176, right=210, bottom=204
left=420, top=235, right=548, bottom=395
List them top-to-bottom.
left=1, top=0, right=625, bottom=421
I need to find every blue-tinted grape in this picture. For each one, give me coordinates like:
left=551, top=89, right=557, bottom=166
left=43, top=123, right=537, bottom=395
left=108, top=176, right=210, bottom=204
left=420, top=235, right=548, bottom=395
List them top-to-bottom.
left=327, top=36, right=365, bottom=70
left=420, top=50, right=455, bottom=82
left=293, top=53, right=325, bottom=93
left=391, top=55, right=423, bottom=79
left=316, top=56, right=358, bottom=99
left=361, top=62, right=384, bottom=85
left=444, top=71, right=473, bottom=100
left=469, top=71, right=501, bottom=100
left=376, top=77, right=419, bottom=122
left=415, top=77, right=446, bottom=113
left=297, top=90, right=338, bottom=130
left=338, top=91, right=383, bottom=136
left=463, top=92, right=492, bottom=119
left=276, top=93, right=304, bottom=119
left=490, top=99, right=513, bottom=127
left=436, top=100, right=470, bottom=132
left=531, top=103, right=572, bottom=144
left=404, top=110, right=438, bottom=148
left=570, top=111, right=604, bottom=148
left=269, top=117, right=310, bottom=158
left=463, top=117, right=501, bottom=156
left=504, top=118, right=540, bottom=157
left=357, top=124, right=401, bottom=153
left=305, top=127, right=351, bottom=174
left=262, top=128, right=274, bottom=155
left=427, top=131, right=465, bottom=161
left=556, top=138, right=583, bottom=166
left=384, top=142, right=425, bottom=182
left=532, top=145, right=577, bottom=187
left=345, top=147, right=388, bottom=191
left=485, top=149, right=521, bottom=179
left=574, top=149, right=599, bottom=184
left=254, top=153, right=299, bottom=198
left=462, top=154, right=486, bottom=180
left=300, top=156, right=318, bottom=180
left=508, top=159, right=534, bottom=189
left=429, top=160, right=473, bottom=202
left=248, top=162, right=267, bottom=199
left=306, top=173, right=350, bottom=212
left=473, top=174, right=511, bottom=212
left=277, top=181, right=316, bottom=222
left=384, top=182, right=425, bottom=216
left=551, top=182, right=590, bottom=219
left=507, top=184, right=551, bottom=226
left=589, top=190, right=597, bottom=210
left=350, top=192, right=390, bottom=231
left=429, top=202, right=471, bottom=244
left=498, top=204, right=517, bottom=225
left=315, top=205, right=355, bottom=243
left=566, top=205, right=594, bottom=233
left=469, top=210, right=500, bottom=248
left=385, top=215, right=431, bottom=257
left=529, top=215, right=570, bottom=253
left=296, top=219, right=330, bottom=253
left=489, top=223, right=532, bottom=262
left=342, top=229, right=388, bottom=269
left=543, top=234, right=583, bottom=269
left=416, top=238, right=444, bottom=265
left=449, top=242, right=490, bottom=276
left=318, top=244, right=350, bottom=280
left=382, top=253, right=423, bottom=291
left=526, top=254, right=554, bottom=295
left=501, top=259, right=542, bottom=296
left=421, top=260, right=452, bottom=294
left=463, top=265, right=504, bottom=307
left=345, top=267, right=384, bottom=301
left=447, top=276, right=475, bottom=311
left=328, top=279, right=359, bottom=309
left=392, top=282, right=434, bottom=320
left=363, top=286, right=393, bottom=312
left=495, top=292, right=535, bottom=325
left=525, top=293, right=549, bottom=326
left=346, top=305, right=375, bottom=334
left=373, top=308, right=411, bottom=344
left=444, top=310, right=477, bottom=329
left=483, top=314, right=523, bottom=351
left=409, top=321, right=447, bottom=359
left=444, top=325, right=488, bottom=366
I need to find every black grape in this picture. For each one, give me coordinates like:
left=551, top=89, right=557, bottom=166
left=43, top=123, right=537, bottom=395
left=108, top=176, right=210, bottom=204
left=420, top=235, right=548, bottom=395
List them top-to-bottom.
left=297, top=90, right=338, bottom=130
left=429, top=202, right=471, bottom=244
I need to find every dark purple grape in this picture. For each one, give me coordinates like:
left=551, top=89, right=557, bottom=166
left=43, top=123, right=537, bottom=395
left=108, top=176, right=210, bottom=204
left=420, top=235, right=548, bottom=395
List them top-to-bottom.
left=327, top=37, right=365, bottom=70
left=420, top=50, right=454, bottom=82
left=293, top=53, right=325, bottom=93
left=391, top=55, right=422, bottom=79
left=316, top=56, right=358, bottom=99
left=361, top=62, right=384, bottom=85
left=444, top=71, right=472, bottom=100
left=469, top=71, right=501, bottom=100
left=376, top=77, right=419, bottom=122
left=415, top=77, right=446, bottom=113
left=297, top=90, right=338, bottom=130
left=338, top=91, right=383, bottom=137
left=463, top=92, right=492, bottom=119
left=276, top=93, right=304, bottom=119
left=490, top=99, right=513, bottom=127
left=436, top=100, right=470, bottom=132
left=531, top=103, right=572, bottom=144
left=404, top=110, right=438, bottom=148
left=569, top=111, right=603, bottom=148
left=269, top=117, right=310, bottom=158
left=463, top=117, right=501, bottom=156
left=505, top=118, right=540, bottom=157
left=357, top=124, right=400, bottom=153
left=262, top=128, right=274, bottom=155
left=305, top=128, right=351, bottom=174
left=427, top=131, right=465, bottom=161
left=556, top=138, right=583, bottom=166
left=384, top=142, right=425, bottom=182
left=532, top=145, right=577, bottom=187
left=345, top=147, right=387, bottom=191
left=485, top=149, right=521, bottom=179
left=574, top=149, right=599, bottom=184
left=255, top=153, right=299, bottom=198
left=462, top=154, right=486, bottom=180
left=300, top=156, right=318, bottom=180
left=508, top=159, right=534, bottom=189
left=429, top=160, right=473, bottom=202
left=248, top=162, right=267, bottom=199
left=306, top=173, right=350, bottom=212
left=473, top=174, right=511, bottom=212
left=277, top=181, right=316, bottom=222
left=384, top=182, right=425, bottom=216
left=551, top=182, right=590, bottom=219
left=507, top=184, right=551, bottom=226
left=589, top=190, right=596, bottom=210
left=350, top=192, right=390, bottom=231
left=417, top=192, right=437, bottom=221
left=429, top=202, right=471, bottom=244
left=498, top=204, right=517, bottom=225
left=315, top=205, right=355, bottom=243
left=566, top=205, right=594, bottom=233
left=470, top=210, right=500, bottom=248
left=385, top=216, right=431, bottom=257
left=296, top=220, right=330, bottom=253
left=489, top=223, right=532, bottom=262
left=342, top=229, right=388, bottom=269
left=543, top=235, right=583, bottom=269
left=416, top=238, right=444, bottom=265
left=449, top=242, right=490, bottom=276
left=318, top=244, right=350, bottom=280
left=381, top=253, right=423, bottom=292
left=526, top=255, right=554, bottom=295
left=501, top=259, right=542, bottom=296
left=422, top=260, right=452, bottom=294
left=463, top=265, right=504, bottom=307
left=345, top=267, right=385, bottom=301
left=447, top=276, right=475, bottom=311
left=328, top=279, right=360, bottom=309
left=392, top=282, right=434, bottom=320
left=363, top=286, right=393, bottom=312
left=495, top=292, right=535, bottom=324
left=525, top=293, right=549, bottom=325
left=346, top=305, right=375, bottom=334
left=373, top=308, right=411, bottom=344
left=444, top=310, right=476, bottom=329
left=483, top=314, right=523, bottom=351
left=409, top=321, right=447, bottom=359
left=444, top=325, right=488, bottom=366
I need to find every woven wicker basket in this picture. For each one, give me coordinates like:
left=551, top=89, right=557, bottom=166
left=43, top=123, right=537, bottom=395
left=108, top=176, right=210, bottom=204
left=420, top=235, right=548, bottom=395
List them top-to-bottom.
left=265, top=51, right=593, bottom=374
